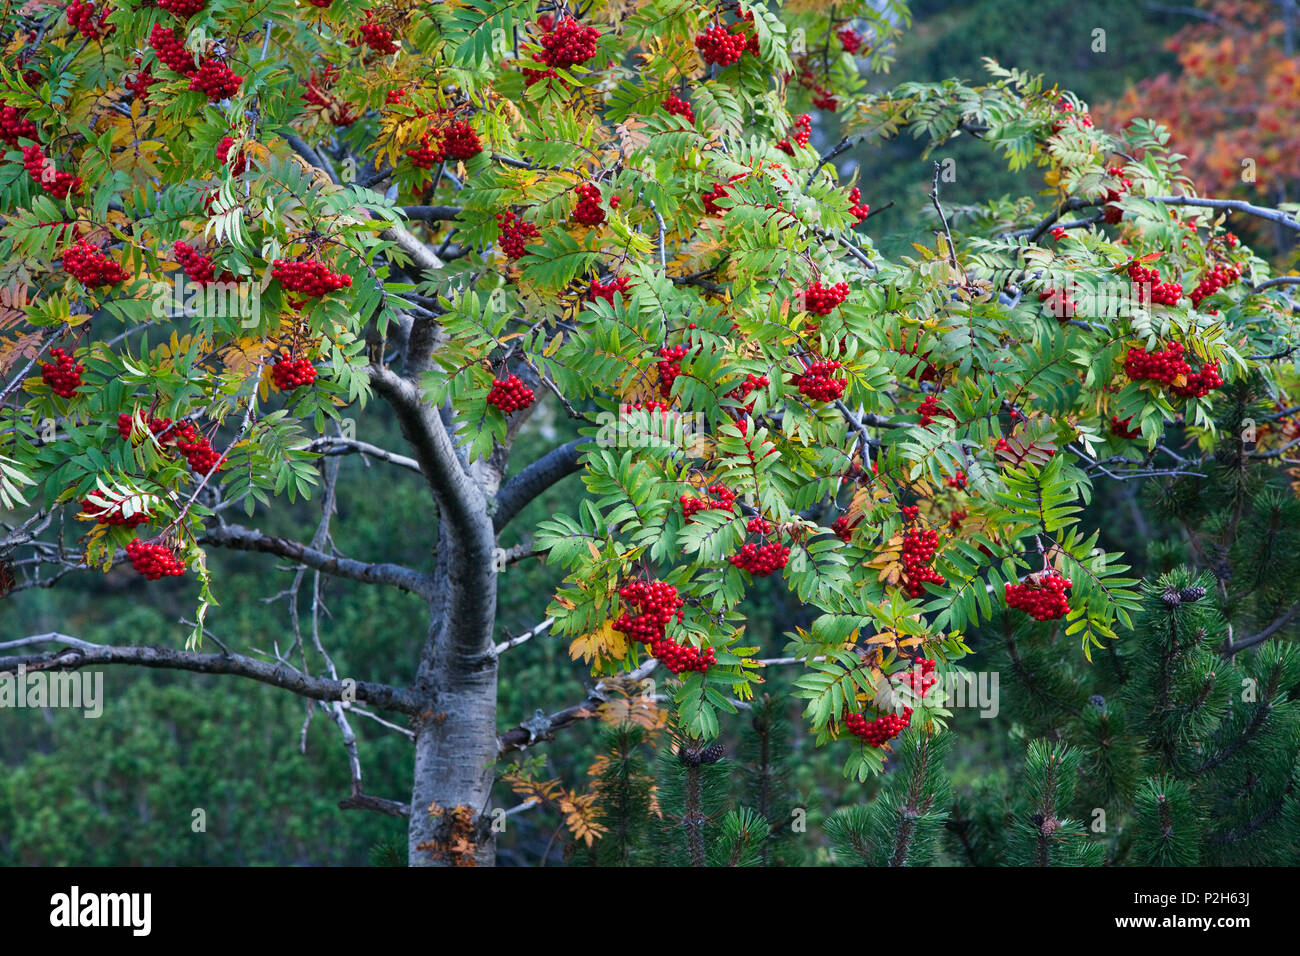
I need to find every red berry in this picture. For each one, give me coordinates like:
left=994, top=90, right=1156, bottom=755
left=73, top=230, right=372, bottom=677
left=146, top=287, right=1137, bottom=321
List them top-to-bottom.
left=662, top=94, right=695, bottom=123
left=496, top=210, right=541, bottom=260
left=62, top=238, right=131, bottom=288
left=271, top=258, right=352, bottom=297
left=801, top=279, right=849, bottom=315
left=40, top=347, right=83, bottom=398
left=272, top=351, right=317, bottom=391
left=486, top=373, right=534, bottom=414
left=126, top=538, right=186, bottom=580
left=1005, top=572, right=1073, bottom=621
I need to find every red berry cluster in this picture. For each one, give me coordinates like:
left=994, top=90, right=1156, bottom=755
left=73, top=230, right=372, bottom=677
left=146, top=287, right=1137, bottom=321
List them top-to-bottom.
left=66, top=0, right=114, bottom=39
left=157, top=0, right=204, bottom=17
left=357, top=14, right=400, bottom=54
left=523, top=16, right=600, bottom=84
left=538, top=16, right=600, bottom=66
left=694, top=16, right=758, bottom=66
left=148, top=23, right=197, bottom=74
left=694, top=24, right=747, bottom=65
left=837, top=27, right=864, bottom=53
left=189, top=58, right=243, bottom=100
left=125, top=61, right=158, bottom=100
left=812, top=86, right=838, bottom=111
left=662, top=94, right=695, bottom=123
left=1050, top=98, right=1093, bottom=133
left=0, top=101, right=37, bottom=146
left=777, top=113, right=812, bottom=155
left=440, top=120, right=482, bottom=160
left=405, top=132, right=442, bottom=169
left=216, top=136, right=247, bottom=176
left=22, top=145, right=82, bottom=198
left=1101, top=166, right=1132, bottom=224
left=701, top=181, right=730, bottom=216
left=572, top=183, right=612, bottom=226
left=847, top=186, right=869, bottom=224
left=496, top=210, right=540, bottom=260
left=62, top=239, right=131, bottom=287
left=173, top=240, right=217, bottom=283
left=271, top=258, right=352, bottom=297
left=1128, top=261, right=1182, bottom=306
left=1188, top=262, right=1242, bottom=308
left=589, top=275, right=630, bottom=303
left=802, top=279, right=849, bottom=315
left=1038, top=287, right=1078, bottom=321
left=898, top=340, right=938, bottom=382
left=1123, top=340, right=1188, bottom=385
left=656, top=344, right=689, bottom=398
left=41, top=347, right=83, bottom=398
left=272, top=352, right=317, bottom=391
left=792, top=360, right=846, bottom=402
left=1172, top=361, right=1223, bottom=399
left=727, top=372, right=769, bottom=412
left=486, top=374, right=534, bottom=414
left=917, top=393, right=954, bottom=426
left=621, top=399, right=669, bottom=416
left=118, top=413, right=222, bottom=472
left=1110, top=415, right=1142, bottom=439
left=175, top=420, right=223, bottom=473
left=946, top=470, right=967, bottom=490
left=680, top=483, right=736, bottom=521
left=82, top=496, right=151, bottom=528
left=832, top=514, right=860, bottom=542
left=729, top=517, right=790, bottom=577
left=901, top=524, right=945, bottom=598
left=126, top=538, right=185, bottom=580
left=1005, top=572, right=1073, bottom=620
left=613, top=580, right=713, bottom=674
left=896, top=656, right=938, bottom=699
left=843, top=708, right=910, bottom=747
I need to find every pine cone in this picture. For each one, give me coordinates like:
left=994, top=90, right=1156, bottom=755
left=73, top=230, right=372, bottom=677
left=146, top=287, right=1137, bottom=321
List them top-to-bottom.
left=1178, top=586, right=1207, bottom=603
left=1161, top=588, right=1182, bottom=607
left=700, top=742, right=726, bottom=764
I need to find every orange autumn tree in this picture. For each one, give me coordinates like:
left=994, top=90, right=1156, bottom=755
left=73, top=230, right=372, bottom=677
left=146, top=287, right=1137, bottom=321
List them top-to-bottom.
left=1101, top=0, right=1300, bottom=254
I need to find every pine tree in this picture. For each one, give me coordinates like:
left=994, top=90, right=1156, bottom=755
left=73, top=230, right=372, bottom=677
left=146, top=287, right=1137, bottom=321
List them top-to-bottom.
left=734, top=694, right=806, bottom=865
left=586, top=724, right=658, bottom=867
left=827, top=729, right=953, bottom=866
left=1004, top=740, right=1105, bottom=866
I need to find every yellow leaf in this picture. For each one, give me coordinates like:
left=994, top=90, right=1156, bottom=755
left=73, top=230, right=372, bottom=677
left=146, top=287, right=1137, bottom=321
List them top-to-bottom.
left=569, top=620, right=628, bottom=666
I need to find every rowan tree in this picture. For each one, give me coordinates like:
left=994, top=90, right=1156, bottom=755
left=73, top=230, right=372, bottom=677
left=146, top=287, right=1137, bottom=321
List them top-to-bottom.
left=2, top=0, right=1299, bottom=867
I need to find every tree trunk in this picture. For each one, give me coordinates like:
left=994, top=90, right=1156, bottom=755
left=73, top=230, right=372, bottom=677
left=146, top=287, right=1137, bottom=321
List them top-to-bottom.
left=406, top=538, right=500, bottom=866
left=407, top=652, right=499, bottom=866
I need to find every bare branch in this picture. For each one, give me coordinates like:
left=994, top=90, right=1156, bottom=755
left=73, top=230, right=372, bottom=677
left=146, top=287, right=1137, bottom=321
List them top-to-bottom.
left=307, top=435, right=423, bottom=474
left=201, top=523, right=434, bottom=598
left=0, top=635, right=423, bottom=715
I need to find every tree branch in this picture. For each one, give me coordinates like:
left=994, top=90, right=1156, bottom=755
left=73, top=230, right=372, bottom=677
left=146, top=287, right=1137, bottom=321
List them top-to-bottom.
left=1145, top=196, right=1300, bottom=232
left=400, top=205, right=463, bottom=222
left=307, top=435, right=423, bottom=474
left=493, top=439, right=583, bottom=532
left=201, top=523, right=434, bottom=598
left=1229, top=601, right=1300, bottom=653
left=0, top=635, right=423, bottom=715
left=498, top=660, right=658, bottom=755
